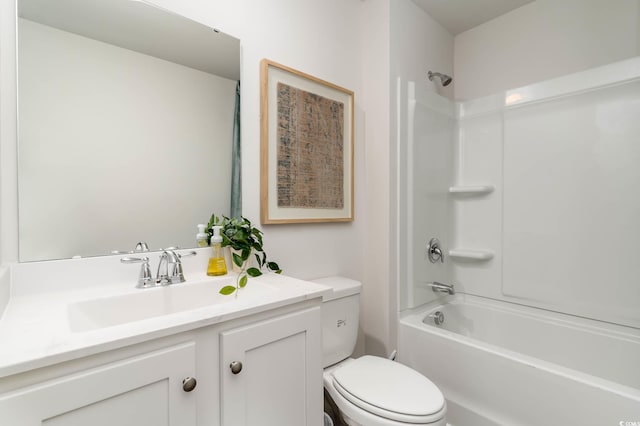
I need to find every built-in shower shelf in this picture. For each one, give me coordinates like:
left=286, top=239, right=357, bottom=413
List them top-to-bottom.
left=448, top=185, right=495, bottom=194
left=448, top=249, right=494, bottom=261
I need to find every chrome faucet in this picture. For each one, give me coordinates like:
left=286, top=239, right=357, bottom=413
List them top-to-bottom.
left=121, top=248, right=196, bottom=288
left=156, top=249, right=197, bottom=285
left=156, top=250, right=181, bottom=285
left=427, top=281, right=455, bottom=295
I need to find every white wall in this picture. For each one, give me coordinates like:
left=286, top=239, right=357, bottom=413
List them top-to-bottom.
left=0, top=0, right=19, bottom=267
left=358, top=0, right=392, bottom=356
left=454, top=0, right=640, bottom=100
left=390, top=1, right=454, bottom=100
left=18, top=19, right=235, bottom=261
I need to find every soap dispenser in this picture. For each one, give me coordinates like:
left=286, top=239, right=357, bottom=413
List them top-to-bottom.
left=196, top=224, right=209, bottom=248
left=207, top=225, right=227, bottom=276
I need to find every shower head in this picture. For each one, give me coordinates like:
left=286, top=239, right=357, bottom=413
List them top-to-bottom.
left=428, top=71, right=452, bottom=87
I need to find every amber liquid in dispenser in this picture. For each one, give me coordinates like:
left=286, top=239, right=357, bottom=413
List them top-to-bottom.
left=207, top=225, right=227, bottom=276
left=207, top=246, right=227, bottom=276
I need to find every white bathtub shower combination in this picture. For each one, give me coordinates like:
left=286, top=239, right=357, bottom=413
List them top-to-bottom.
left=397, top=57, right=640, bottom=425
left=400, top=296, right=640, bottom=425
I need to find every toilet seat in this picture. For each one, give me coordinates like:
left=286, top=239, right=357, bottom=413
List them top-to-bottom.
left=330, top=356, right=445, bottom=424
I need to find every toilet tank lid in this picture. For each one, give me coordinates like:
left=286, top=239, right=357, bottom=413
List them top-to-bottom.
left=311, top=276, right=362, bottom=301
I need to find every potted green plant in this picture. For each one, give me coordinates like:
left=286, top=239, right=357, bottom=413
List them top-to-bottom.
left=207, top=214, right=281, bottom=295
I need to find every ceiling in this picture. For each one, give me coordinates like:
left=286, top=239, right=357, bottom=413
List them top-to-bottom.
left=412, top=0, right=535, bottom=35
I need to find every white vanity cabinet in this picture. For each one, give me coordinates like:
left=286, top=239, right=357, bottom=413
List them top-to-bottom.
left=0, top=300, right=323, bottom=426
left=220, top=306, right=322, bottom=426
left=0, top=341, right=198, bottom=426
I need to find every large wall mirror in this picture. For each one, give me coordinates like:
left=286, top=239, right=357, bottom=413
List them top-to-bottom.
left=17, top=0, right=240, bottom=262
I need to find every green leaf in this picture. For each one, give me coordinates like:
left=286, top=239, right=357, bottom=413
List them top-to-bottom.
left=252, top=228, right=264, bottom=244
left=235, top=229, right=248, bottom=241
left=241, top=248, right=250, bottom=259
left=232, top=253, right=243, bottom=267
left=267, top=261, right=280, bottom=271
left=246, top=267, right=262, bottom=277
left=239, top=275, right=248, bottom=288
left=219, top=285, right=236, bottom=295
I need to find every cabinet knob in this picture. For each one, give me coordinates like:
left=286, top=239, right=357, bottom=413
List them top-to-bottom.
left=230, top=361, right=243, bottom=374
left=182, top=377, right=197, bottom=392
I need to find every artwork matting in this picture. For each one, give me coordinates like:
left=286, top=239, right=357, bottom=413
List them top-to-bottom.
left=260, top=59, right=354, bottom=224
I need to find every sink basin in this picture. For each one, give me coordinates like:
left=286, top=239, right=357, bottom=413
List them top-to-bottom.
left=67, top=279, right=277, bottom=332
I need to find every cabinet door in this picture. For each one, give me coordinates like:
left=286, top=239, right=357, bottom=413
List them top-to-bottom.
left=220, top=307, right=322, bottom=426
left=0, top=342, right=196, bottom=426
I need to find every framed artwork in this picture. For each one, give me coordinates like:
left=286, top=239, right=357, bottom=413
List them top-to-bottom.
left=260, top=59, right=354, bottom=224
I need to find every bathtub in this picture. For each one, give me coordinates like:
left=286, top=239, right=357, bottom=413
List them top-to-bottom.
left=398, top=294, right=640, bottom=426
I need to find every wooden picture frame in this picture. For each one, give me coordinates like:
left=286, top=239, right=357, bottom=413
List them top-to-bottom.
left=260, top=59, right=354, bottom=224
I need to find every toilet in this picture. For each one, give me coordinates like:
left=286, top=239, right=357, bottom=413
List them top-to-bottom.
left=314, top=276, right=447, bottom=426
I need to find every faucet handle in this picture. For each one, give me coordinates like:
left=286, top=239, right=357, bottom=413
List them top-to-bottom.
left=427, top=238, right=445, bottom=263
left=112, top=242, right=150, bottom=255
left=135, top=242, right=150, bottom=252
left=168, top=250, right=197, bottom=284
left=178, top=250, right=197, bottom=259
left=121, top=256, right=154, bottom=288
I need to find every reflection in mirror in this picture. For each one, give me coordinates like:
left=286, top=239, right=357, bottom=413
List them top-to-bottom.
left=17, top=0, right=240, bottom=262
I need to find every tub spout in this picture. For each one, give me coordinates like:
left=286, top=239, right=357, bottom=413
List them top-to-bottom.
left=428, top=281, right=455, bottom=295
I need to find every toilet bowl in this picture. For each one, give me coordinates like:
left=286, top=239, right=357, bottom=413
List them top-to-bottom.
left=314, top=276, right=447, bottom=426
left=324, top=357, right=447, bottom=426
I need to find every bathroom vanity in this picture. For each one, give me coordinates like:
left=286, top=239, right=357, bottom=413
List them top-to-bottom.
left=0, top=253, right=328, bottom=426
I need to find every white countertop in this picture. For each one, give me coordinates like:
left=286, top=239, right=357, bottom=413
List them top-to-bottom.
left=0, top=262, right=330, bottom=378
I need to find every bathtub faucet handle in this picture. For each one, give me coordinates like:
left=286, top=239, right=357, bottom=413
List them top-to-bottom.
left=427, top=238, right=444, bottom=263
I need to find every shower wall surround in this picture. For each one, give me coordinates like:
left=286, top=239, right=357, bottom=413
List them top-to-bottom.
left=403, top=57, right=640, bottom=329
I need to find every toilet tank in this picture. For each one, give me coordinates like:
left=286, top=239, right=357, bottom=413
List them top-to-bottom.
left=312, top=276, right=362, bottom=368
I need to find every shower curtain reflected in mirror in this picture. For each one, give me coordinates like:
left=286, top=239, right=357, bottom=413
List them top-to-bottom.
left=230, top=80, right=242, bottom=218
